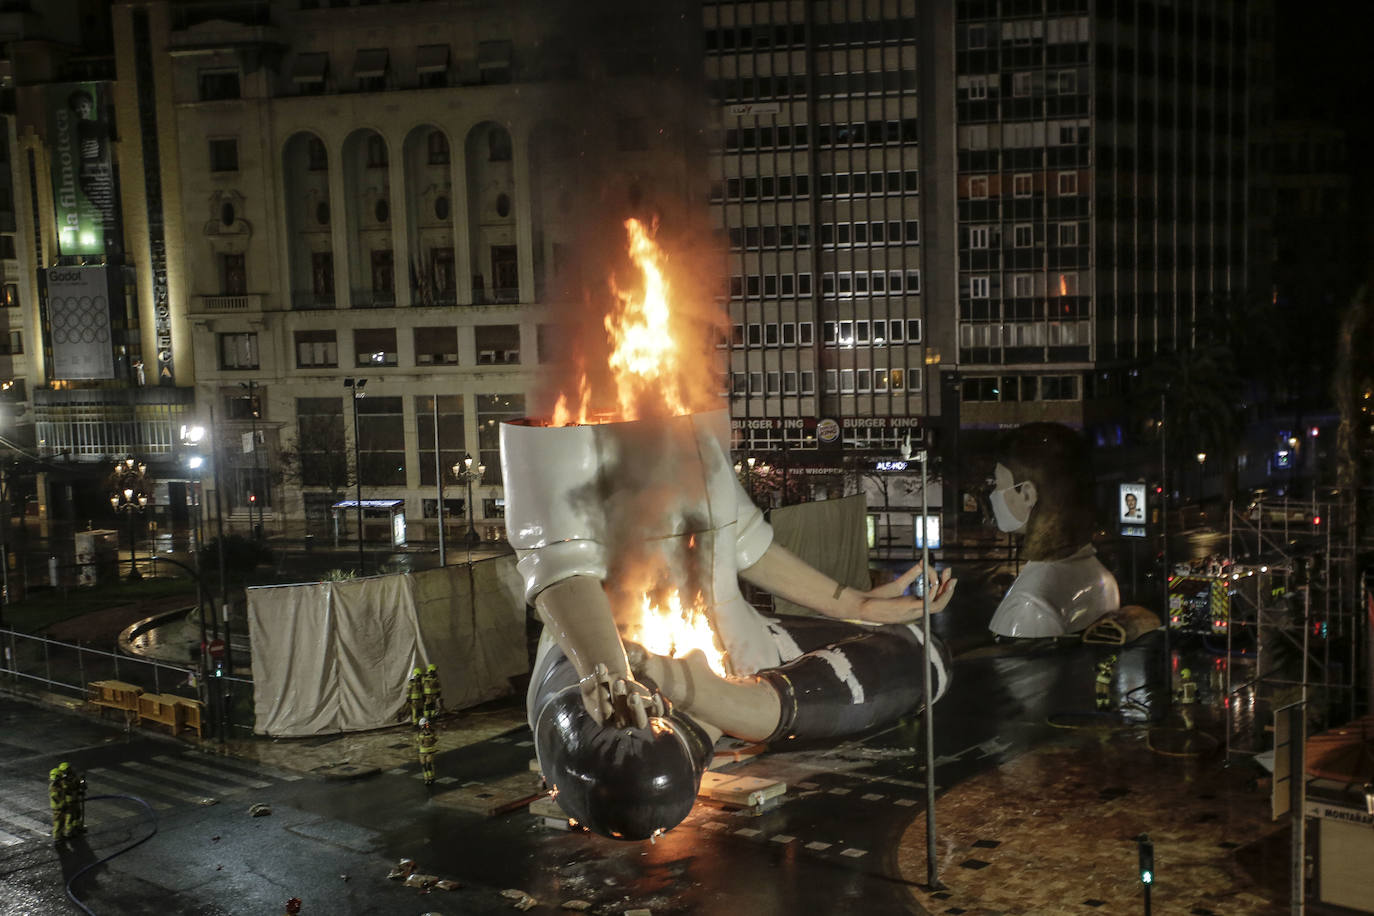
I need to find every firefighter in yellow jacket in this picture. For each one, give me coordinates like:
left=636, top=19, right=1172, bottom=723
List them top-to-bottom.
left=421, top=663, right=442, bottom=721
left=407, top=667, right=424, bottom=725
left=416, top=717, right=438, bottom=785
left=48, top=765, right=65, bottom=841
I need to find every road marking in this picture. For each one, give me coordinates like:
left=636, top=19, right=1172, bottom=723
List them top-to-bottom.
left=151, top=755, right=272, bottom=788
left=122, top=760, right=248, bottom=797
left=84, top=768, right=184, bottom=808
left=0, top=806, right=54, bottom=837
left=0, top=828, right=23, bottom=847
left=804, top=841, right=832, bottom=851
left=840, top=848, right=868, bottom=858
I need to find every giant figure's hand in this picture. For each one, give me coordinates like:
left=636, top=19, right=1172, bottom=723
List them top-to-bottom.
left=851, top=562, right=957, bottom=625
left=578, top=663, right=665, bottom=728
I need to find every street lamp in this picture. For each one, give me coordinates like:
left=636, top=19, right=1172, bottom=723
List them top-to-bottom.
left=344, top=378, right=366, bottom=575
left=452, top=453, right=485, bottom=549
left=110, top=457, right=149, bottom=580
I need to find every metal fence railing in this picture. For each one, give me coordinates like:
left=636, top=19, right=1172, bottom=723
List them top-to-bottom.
left=0, top=628, right=254, bottom=740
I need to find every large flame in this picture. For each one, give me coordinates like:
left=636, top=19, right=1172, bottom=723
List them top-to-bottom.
left=549, top=218, right=698, bottom=427
left=622, top=589, right=728, bottom=677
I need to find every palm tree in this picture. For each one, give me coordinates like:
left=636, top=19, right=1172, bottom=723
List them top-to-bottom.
left=1137, top=345, right=1245, bottom=504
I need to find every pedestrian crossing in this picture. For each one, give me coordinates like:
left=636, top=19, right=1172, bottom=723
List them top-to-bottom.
left=0, top=753, right=294, bottom=850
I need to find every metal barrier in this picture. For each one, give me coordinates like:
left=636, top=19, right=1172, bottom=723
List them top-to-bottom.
left=0, top=627, right=254, bottom=739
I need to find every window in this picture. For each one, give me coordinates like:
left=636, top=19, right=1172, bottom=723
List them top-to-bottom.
left=967, top=24, right=987, bottom=48
left=416, top=43, right=450, bottom=88
left=352, top=46, right=388, bottom=89
left=292, top=52, right=329, bottom=94
left=198, top=70, right=240, bottom=101
left=1057, top=70, right=1077, bottom=94
left=1012, top=72, right=1032, bottom=97
left=968, top=75, right=987, bottom=100
left=488, top=126, right=512, bottom=162
left=427, top=130, right=449, bottom=165
left=366, top=134, right=388, bottom=168
left=307, top=136, right=328, bottom=170
left=209, top=138, right=238, bottom=172
left=1058, top=171, right=1079, bottom=195
left=1014, top=173, right=1033, bottom=197
left=969, top=175, right=989, bottom=198
left=905, top=220, right=920, bottom=243
left=1058, top=222, right=1078, bottom=246
left=1014, top=224, right=1033, bottom=248
left=969, top=226, right=989, bottom=249
left=0, top=236, right=14, bottom=260
left=491, top=246, right=518, bottom=299
left=370, top=250, right=394, bottom=299
left=310, top=252, right=334, bottom=301
left=212, top=255, right=244, bottom=297
left=906, top=270, right=922, bottom=293
left=1051, top=272, right=1079, bottom=296
left=1013, top=274, right=1034, bottom=297
left=970, top=276, right=990, bottom=298
left=2, top=283, right=17, bottom=308
left=907, top=319, right=922, bottom=342
left=475, top=324, right=520, bottom=364
left=413, top=326, right=458, bottom=365
left=354, top=328, right=397, bottom=366
left=295, top=329, right=337, bottom=368
left=218, top=332, right=258, bottom=369
left=800, top=370, right=815, bottom=394
left=1042, top=375, right=1079, bottom=400
left=415, top=394, right=463, bottom=486
left=475, top=394, right=524, bottom=485
left=357, top=396, right=405, bottom=486
left=296, top=397, right=346, bottom=487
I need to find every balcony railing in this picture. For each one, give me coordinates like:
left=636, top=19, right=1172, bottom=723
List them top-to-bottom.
left=351, top=290, right=396, bottom=309
left=194, top=293, right=264, bottom=314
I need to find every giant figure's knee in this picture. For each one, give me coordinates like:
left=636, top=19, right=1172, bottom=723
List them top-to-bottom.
left=762, top=625, right=952, bottom=741
left=529, top=651, right=712, bottom=841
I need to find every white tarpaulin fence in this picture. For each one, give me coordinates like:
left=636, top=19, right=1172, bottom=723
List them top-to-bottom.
left=247, top=557, right=528, bottom=737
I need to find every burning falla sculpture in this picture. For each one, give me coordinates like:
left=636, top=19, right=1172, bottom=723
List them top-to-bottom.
left=500, top=220, right=957, bottom=840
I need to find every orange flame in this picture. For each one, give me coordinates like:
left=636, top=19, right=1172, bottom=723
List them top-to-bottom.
left=547, top=218, right=702, bottom=427
left=622, top=589, right=727, bottom=677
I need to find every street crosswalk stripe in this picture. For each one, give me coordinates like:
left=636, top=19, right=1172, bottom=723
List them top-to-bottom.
left=192, top=753, right=302, bottom=782
left=151, top=755, right=271, bottom=788
left=122, top=760, right=249, bottom=796
left=83, top=769, right=177, bottom=809
left=2, top=791, right=104, bottom=830
left=0, top=807, right=54, bottom=837
left=0, top=828, right=23, bottom=847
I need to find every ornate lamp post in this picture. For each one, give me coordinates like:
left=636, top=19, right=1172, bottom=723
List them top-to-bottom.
left=452, top=453, right=485, bottom=549
left=109, top=457, right=149, bottom=580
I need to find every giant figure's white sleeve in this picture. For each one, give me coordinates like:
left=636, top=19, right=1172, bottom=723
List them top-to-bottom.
left=732, top=476, right=774, bottom=569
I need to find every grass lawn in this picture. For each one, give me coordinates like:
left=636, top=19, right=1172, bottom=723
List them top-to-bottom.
left=1, top=578, right=199, bottom=634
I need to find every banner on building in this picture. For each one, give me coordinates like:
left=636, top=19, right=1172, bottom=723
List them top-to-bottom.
left=48, top=81, right=119, bottom=257
left=45, top=266, right=115, bottom=379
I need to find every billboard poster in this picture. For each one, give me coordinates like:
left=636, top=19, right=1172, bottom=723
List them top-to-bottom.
left=48, top=81, right=119, bottom=257
left=45, top=266, right=115, bottom=379
left=1119, top=481, right=1147, bottom=537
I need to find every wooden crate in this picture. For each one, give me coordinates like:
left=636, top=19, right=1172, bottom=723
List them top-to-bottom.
left=88, top=680, right=143, bottom=723
left=136, top=693, right=180, bottom=733
left=169, top=696, right=204, bottom=738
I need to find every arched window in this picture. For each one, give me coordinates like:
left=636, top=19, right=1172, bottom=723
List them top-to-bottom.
left=487, top=127, right=511, bottom=162
left=427, top=130, right=449, bottom=165
left=366, top=134, right=388, bottom=168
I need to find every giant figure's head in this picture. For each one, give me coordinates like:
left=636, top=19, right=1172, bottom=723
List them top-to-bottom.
left=992, top=422, right=1096, bottom=562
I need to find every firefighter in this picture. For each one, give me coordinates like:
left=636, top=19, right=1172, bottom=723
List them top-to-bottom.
left=1095, top=654, right=1117, bottom=711
left=422, top=663, right=442, bottom=721
left=407, top=667, right=424, bottom=726
left=1176, top=667, right=1198, bottom=729
left=416, top=717, right=438, bottom=785
left=48, top=765, right=65, bottom=841
left=66, top=767, right=86, bottom=838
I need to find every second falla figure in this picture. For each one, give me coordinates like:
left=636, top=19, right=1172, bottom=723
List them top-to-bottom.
left=987, top=422, right=1120, bottom=639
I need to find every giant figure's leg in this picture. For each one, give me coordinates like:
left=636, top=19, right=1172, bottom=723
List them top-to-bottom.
left=636, top=616, right=952, bottom=743
left=528, top=644, right=714, bottom=841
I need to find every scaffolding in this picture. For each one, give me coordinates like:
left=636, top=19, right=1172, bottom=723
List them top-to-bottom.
left=1223, top=490, right=1363, bottom=761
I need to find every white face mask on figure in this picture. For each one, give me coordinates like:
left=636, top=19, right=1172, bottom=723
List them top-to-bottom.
left=989, top=463, right=1036, bottom=533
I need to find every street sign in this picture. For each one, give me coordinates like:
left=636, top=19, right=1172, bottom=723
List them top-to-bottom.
left=208, top=638, right=225, bottom=658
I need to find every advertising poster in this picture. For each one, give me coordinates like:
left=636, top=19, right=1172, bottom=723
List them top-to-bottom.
left=48, top=81, right=118, bottom=257
left=45, top=266, right=115, bottom=379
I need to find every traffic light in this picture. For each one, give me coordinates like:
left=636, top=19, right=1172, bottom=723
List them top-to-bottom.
left=1137, top=834, right=1154, bottom=885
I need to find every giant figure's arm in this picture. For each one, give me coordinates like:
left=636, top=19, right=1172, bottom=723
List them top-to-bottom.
left=739, top=541, right=956, bottom=624
left=533, top=575, right=659, bottom=727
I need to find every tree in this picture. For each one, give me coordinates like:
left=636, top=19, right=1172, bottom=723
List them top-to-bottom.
left=1136, top=344, right=1245, bottom=502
